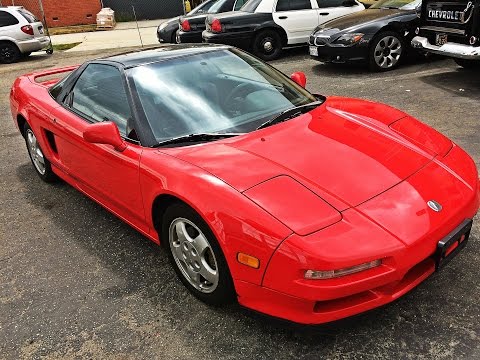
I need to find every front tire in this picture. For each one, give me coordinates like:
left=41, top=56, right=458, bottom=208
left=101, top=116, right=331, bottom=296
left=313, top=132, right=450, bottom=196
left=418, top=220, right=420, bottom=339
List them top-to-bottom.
left=252, top=30, right=282, bottom=61
left=369, top=32, right=404, bottom=71
left=0, top=42, right=21, bottom=64
left=454, top=58, right=480, bottom=69
left=24, top=123, right=57, bottom=183
left=162, top=202, right=235, bottom=305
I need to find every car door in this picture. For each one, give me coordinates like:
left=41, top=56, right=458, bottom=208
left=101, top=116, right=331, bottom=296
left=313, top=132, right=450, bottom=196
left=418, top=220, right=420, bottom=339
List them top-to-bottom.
left=272, top=0, right=320, bottom=44
left=315, top=0, right=363, bottom=25
left=49, top=63, right=148, bottom=232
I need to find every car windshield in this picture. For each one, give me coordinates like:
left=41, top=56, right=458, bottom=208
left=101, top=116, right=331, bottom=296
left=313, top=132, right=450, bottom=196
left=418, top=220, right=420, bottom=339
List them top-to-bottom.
left=190, top=0, right=218, bottom=14
left=241, top=0, right=263, bottom=12
left=370, top=0, right=421, bottom=10
left=129, top=48, right=318, bottom=144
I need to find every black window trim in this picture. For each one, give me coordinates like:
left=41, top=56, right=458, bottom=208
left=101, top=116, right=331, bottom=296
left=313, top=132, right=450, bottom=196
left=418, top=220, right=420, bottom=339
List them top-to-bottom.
left=274, top=0, right=315, bottom=12
left=60, top=61, right=145, bottom=146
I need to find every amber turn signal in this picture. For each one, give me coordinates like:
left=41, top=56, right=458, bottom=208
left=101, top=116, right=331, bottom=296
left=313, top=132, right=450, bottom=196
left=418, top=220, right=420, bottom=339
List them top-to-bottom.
left=237, top=253, right=260, bottom=269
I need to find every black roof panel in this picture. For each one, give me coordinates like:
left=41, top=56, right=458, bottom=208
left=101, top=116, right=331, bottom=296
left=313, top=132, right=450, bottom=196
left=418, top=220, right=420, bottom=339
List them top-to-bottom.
left=102, top=44, right=230, bottom=68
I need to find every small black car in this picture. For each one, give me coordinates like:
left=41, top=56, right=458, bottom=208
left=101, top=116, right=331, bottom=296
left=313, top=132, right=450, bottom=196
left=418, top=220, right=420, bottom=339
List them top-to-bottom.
left=157, top=0, right=218, bottom=44
left=178, top=0, right=248, bottom=44
left=309, top=0, right=421, bottom=71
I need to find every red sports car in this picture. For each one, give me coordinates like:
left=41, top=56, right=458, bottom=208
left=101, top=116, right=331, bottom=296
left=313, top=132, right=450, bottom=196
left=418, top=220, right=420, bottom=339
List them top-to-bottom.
left=10, top=45, right=479, bottom=324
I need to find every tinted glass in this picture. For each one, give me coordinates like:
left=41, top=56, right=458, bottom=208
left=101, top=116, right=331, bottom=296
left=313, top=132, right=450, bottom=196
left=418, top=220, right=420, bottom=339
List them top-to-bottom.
left=190, top=0, right=218, bottom=14
left=209, top=0, right=233, bottom=12
left=234, top=0, right=247, bottom=10
left=241, top=0, right=262, bottom=12
left=277, top=0, right=312, bottom=11
left=316, top=0, right=346, bottom=8
left=18, top=9, right=38, bottom=23
left=0, top=11, right=19, bottom=27
left=129, top=49, right=317, bottom=143
left=71, top=64, right=131, bottom=136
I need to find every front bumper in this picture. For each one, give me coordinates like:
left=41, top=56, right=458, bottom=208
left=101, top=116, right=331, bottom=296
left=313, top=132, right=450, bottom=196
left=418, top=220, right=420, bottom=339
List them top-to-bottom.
left=308, top=35, right=370, bottom=64
left=16, top=36, right=50, bottom=53
left=411, top=36, right=480, bottom=60
left=309, top=43, right=368, bottom=64
left=237, top=145, right=480, bottom=324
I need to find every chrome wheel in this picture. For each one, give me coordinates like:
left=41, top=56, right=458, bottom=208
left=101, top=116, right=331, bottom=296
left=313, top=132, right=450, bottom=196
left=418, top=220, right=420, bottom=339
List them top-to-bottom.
left=374, top=35, right=402, bottom=69
left=260, top=37, right=275, bottom=55
left=26, top=129, right=46, bottom=175
left=169, top=218, right=219, bottom=293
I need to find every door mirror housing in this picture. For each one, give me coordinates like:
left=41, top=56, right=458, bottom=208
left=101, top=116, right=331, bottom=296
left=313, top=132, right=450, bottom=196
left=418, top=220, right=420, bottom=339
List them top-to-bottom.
left=342, top=0, right=357, bottom=6
left=291, top=72, right=307, bottom=88
left=83, top=121, right=127, bottom=152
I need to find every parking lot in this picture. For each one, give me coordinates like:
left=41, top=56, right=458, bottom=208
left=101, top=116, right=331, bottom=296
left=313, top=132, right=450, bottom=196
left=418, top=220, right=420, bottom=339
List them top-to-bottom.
left=0, top=48, right=479, bottom=359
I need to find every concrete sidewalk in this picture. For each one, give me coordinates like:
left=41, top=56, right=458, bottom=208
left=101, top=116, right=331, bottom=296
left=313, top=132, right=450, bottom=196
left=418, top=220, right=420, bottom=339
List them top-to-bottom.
left=50, top=20, right=167, bottom=52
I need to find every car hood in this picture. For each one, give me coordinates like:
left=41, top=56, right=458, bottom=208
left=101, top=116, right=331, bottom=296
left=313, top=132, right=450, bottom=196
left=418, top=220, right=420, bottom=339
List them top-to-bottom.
left=315, top=9, right=411, bottom=33
left=164, top=97, right=433, bottom=211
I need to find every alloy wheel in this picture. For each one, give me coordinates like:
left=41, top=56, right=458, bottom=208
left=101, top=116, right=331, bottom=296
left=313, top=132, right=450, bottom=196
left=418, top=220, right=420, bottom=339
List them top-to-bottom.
left=374, top=36, right=402, bottom=69
left=0, top=46, right=15, bottom=63
left=26, top=129, right=46, bottom=175
left=169, top=217, right=219, bottom=293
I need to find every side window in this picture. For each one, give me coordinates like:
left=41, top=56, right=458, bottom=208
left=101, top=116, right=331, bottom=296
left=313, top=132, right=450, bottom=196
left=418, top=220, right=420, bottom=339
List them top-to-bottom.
left=234, top=0, right=247, bottom=11
left=276, top=0, right=312, bottom=11
left=316, top=0, right=347, bottom=7
left=0, top=11, right=20, bottom=27
left=70, top=64, right=132, bottom=136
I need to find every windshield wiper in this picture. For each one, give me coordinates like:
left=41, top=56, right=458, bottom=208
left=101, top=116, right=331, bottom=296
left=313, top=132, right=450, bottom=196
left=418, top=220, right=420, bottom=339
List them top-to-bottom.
left=256, top=101, right=323, bottom=130
left=154, top=132, right=244, bottom=147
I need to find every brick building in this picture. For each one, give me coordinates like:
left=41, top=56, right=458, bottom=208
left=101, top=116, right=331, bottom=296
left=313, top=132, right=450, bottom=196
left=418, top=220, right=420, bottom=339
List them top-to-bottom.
left=0, top=0, right=186, bottom=27
left=1, top=0, right=101, bottom=27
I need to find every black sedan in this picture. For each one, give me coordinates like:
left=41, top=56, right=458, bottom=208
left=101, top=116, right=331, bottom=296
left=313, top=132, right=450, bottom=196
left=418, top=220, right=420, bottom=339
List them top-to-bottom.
left=157, top=0, right=219, bottom=44
left=178, top=0, right=247, bottom=44
left=309, top=0, right=421, bottom=71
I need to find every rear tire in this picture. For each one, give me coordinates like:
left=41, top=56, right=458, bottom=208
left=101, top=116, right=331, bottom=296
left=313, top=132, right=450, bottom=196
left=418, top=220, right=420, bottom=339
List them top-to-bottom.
left=252, top=30, right=282, bottom=61
left=0, top=42, right=21, bottom=64
left=454, top=58, right=480, bottom=69
left=24, top=123, right=57, bottom=183
left=162, top=202, right=236, bottom=305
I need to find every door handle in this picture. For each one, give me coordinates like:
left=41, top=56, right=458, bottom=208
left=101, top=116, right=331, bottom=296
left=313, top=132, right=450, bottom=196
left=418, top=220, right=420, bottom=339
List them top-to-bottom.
left=320, top=12, right=329, bottom=16
left=279, top=16, right=288, bottom=19
left=51, top=118, right=64, bottom=129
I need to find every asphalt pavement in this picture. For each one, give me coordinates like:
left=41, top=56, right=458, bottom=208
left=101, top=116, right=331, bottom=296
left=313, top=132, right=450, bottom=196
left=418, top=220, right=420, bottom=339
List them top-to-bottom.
left=0, top=48, right=479, bottom=359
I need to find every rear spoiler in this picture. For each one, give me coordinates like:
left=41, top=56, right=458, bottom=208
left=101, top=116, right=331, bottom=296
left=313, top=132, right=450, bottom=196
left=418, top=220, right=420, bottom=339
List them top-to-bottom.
left=27, top=65, right=80, bottom=85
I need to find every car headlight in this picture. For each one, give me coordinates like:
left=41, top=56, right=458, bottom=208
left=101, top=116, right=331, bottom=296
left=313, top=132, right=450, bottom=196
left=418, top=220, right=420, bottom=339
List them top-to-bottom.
left=159, top=22, right=169, bottom=31
left=334, top=33, right=364, bottom=46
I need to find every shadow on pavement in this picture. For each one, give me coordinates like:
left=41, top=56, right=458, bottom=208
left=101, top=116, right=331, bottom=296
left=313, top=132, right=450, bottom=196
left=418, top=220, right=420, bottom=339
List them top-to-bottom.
left=419, top=67, right=480, bottom=100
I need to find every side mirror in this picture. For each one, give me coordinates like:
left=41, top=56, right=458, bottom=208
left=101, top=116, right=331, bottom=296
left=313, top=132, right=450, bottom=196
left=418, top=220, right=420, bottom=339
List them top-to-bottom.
left=342, top=0, right=357, bottom=6
left=291, top=72, right=307, bottom=88
left=83, top=121, right=127, bottom=152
